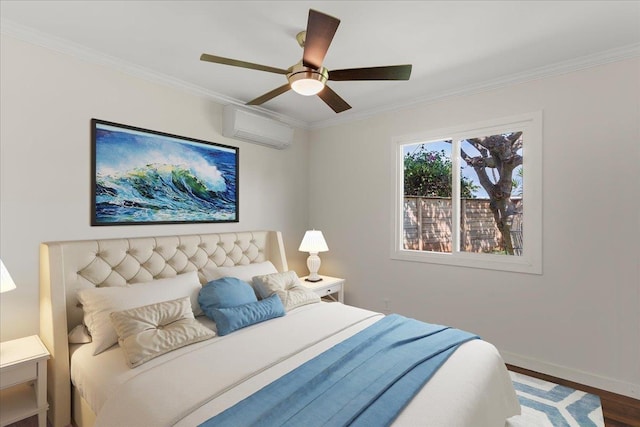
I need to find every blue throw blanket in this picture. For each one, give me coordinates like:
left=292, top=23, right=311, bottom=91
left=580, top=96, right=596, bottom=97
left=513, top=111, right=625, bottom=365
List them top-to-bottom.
left=200, top=314, right=478, bottom=427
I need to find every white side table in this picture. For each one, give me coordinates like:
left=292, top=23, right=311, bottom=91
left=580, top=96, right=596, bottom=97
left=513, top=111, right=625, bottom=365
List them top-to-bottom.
left=301, top=275, right=345, bottom=303
left=0, top=335, right=50, bottom=427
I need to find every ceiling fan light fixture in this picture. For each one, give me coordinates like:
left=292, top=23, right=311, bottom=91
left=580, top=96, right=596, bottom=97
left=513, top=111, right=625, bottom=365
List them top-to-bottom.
left=288, top=64, right=328, bottom=96
left=291, top=77, right=325, bottom=96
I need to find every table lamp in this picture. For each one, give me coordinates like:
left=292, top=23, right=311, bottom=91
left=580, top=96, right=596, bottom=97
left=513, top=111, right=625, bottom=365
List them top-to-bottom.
left=298, top=230, right=329, bottom=282
left=0, top=259, right=17, bottom=294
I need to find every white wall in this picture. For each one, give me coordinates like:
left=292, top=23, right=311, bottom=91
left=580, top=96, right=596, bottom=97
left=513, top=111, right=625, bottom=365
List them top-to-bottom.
left=0, top=34, right=310, bottom=341
left=309, top=58, right=640, bottom=398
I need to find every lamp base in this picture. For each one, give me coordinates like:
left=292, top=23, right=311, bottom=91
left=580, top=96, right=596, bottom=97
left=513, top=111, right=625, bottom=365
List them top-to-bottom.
left=305, top=253, right=323, bottom=283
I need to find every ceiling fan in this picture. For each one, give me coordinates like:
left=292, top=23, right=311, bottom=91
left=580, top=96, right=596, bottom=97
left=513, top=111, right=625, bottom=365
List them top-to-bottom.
left=200, top=9, right=412, bottom=113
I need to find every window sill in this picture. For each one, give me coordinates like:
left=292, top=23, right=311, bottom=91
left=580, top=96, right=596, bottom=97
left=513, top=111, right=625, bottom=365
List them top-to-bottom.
left=390, top=249, right=542, bottom=275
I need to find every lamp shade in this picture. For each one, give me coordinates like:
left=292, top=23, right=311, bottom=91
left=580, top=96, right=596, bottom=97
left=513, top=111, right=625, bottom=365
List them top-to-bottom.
left=298, top=230, right=329, bottom=253
left=0, top=259, right=17, bottom=293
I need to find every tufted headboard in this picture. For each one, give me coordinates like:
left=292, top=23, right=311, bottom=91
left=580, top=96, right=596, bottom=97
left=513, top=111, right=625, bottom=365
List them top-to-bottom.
left=39, top=230, right=287, bottom=427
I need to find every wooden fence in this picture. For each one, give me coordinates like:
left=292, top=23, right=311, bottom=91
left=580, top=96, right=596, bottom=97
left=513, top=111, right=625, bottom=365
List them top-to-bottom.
left=404, top=196, right=522, bottom=254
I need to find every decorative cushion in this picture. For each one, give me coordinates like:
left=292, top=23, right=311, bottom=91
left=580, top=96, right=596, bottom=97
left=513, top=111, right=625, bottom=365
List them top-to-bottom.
left=208, top=261, right=278, bottom=284
left=77, top=271, right=203, bottom=355
left=252, top=271, right=320, bottom=311
left=198, top=277, right=258, bottom=319
left=209, top=294, right=285, bottom=336
left=110, top=297, right=215, bottom=368
left=68, top=324, right=92, bottom=344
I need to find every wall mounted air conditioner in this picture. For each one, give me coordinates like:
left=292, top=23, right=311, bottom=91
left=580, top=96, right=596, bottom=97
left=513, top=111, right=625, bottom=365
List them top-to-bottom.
left=222, top=105, right=294, bottom=149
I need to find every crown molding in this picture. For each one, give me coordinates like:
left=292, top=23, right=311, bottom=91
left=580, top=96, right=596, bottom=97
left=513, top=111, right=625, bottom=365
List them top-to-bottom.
left=0, top=18, right=308, bottom=129
left=2, top=18, right=638, bottom=131
left=309, top=42, right=640, bottom=130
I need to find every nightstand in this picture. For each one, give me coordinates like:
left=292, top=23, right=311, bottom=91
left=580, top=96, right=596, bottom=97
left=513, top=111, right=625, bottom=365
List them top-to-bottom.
left=301, top=275, right=345, bottom=303
left=0, top=335, right=50, bottom=427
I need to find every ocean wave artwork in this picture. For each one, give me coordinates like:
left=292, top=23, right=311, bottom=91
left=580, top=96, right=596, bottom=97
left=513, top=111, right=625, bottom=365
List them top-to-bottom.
left=92, top=120, right=238, bottom=224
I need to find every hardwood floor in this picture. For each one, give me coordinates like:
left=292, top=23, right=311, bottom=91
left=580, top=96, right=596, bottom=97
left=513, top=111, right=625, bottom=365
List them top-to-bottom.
left=507, top=364, right=640, bottom=427
left=4, top=416, right=44, bottom=427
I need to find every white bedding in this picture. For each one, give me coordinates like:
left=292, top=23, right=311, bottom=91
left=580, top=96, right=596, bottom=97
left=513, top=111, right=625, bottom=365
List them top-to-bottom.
left=71, top=303, right=519, bottom=427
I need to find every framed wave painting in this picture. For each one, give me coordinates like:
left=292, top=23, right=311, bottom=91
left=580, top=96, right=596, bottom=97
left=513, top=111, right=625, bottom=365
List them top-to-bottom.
left=91, top=119, right=238, bottom=225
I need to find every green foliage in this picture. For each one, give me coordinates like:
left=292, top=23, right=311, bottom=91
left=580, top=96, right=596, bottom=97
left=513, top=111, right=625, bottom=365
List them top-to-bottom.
left=404, top=146, right=478, bottom=197
left=512, top=167, right=523, bottom=197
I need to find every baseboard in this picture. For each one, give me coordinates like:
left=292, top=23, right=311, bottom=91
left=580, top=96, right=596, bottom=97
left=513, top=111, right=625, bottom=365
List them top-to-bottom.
left=501, top=351, right=639, bottom=399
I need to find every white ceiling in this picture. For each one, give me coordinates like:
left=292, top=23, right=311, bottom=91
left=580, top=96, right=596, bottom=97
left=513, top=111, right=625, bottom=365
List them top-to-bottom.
left=1, top=1, right=639, bottom=128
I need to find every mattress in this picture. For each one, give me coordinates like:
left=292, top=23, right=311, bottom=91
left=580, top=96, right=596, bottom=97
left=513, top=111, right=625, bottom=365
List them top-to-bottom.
left=70, top=303, right=519, bottom=426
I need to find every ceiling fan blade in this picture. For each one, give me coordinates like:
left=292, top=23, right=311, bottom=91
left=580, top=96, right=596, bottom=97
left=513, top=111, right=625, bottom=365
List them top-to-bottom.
left=302, top=9, right=340, bottom=70
left=200, top=54, right=288, bottom=75
left=329, top=64, right=413, bottom=81
left=246, top=84, right=291, bottom=106
left=317, top=85, right=351, bottom=113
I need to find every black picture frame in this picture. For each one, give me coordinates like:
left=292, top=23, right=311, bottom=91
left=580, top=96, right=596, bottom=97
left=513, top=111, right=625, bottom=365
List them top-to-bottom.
left=91, top=119, right=239, bottom=226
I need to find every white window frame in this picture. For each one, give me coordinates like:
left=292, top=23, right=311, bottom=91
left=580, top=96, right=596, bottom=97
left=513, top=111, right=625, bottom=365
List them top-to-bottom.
left=390, top=112, right=542, bottom=274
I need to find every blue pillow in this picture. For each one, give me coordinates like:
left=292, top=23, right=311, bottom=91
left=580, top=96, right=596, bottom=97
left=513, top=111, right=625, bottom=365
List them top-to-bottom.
left=198, top=277, right=257, bottom=316
left=210, top=294, right=285, bottom=336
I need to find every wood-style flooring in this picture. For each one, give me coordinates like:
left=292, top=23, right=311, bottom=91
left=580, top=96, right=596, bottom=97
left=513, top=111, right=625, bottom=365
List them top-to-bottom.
left=508, top=364, right=640, bottom=427
left=4, top=416, right=46, bottom=427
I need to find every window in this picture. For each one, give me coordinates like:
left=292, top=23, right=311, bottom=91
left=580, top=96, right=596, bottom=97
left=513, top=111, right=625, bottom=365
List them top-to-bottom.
left=391, top=112, right=542, bottom=274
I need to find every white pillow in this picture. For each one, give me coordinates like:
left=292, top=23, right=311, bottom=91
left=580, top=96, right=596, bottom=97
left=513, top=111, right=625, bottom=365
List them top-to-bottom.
left=209, top=261, right=278, bottom=284
left=77, top=271, right=202, bottom=355
left=252, top=271, right=320, bottom=311
left=110, top=297, right=215, bottom=368
left=68, top=324, right=92, bottom=344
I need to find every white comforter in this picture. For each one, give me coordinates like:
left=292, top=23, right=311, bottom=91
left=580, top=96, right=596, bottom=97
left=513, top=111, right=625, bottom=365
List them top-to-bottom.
left=71, top=303, right=519, bottom=427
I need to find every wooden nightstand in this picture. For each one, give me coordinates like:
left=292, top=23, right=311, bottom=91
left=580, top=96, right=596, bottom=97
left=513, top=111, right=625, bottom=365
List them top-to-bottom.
left=301, top=275, right=345, bottom=303
left=0, top=335, right=50, bottom=427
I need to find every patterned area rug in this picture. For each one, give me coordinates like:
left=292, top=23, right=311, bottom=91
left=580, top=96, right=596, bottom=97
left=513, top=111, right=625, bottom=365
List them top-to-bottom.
left=506, top=372, right=604, bottom=427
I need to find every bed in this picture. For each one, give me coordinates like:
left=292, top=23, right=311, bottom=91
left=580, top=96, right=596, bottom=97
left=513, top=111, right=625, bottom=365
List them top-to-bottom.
left=39, top=230, right=520, bottom=427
